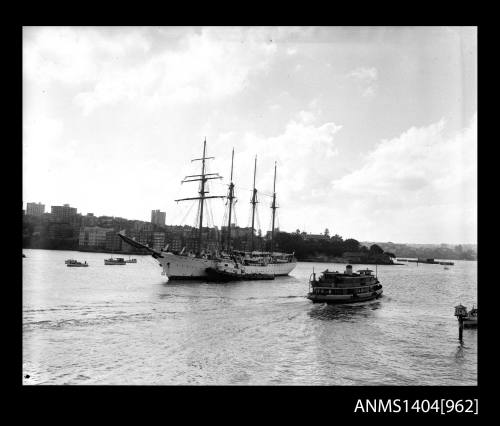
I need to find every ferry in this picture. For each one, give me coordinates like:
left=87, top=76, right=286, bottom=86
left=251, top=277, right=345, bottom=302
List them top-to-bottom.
left=104, top=257, right=126, bottom=265
left=307, top=265, right=383, bottom=304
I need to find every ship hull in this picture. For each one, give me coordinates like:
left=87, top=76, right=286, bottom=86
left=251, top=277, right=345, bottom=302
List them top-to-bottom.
left=157, top=252, right=296, bottom=280
left=205, top=268, right=275, bottom=282
left=307, top=288, right=383, bottom=304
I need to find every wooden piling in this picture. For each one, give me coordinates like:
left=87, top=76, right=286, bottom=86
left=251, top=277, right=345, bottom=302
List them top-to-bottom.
left=458, top=317, right=463, bottom=342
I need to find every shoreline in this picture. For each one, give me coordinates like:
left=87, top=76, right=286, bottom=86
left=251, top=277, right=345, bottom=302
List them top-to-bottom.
left=21, top=247, right=476, bottom=262
left=22, top=247, right=150, bottom=256
left=299, top=259, right=403, bottom=265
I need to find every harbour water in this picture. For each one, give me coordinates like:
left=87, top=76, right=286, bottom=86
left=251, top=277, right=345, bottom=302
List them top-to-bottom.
left=23, top=249, right=477, bottom=385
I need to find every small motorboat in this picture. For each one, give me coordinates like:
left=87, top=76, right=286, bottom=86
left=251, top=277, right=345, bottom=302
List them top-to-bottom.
left=104, top=257, right=126, bottom=265
left=67, top=260, right=88, bottom=267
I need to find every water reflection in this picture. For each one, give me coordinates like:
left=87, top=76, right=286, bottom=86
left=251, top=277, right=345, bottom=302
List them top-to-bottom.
left=161, top=279, right=206, bottom=287
left=308, top=300, right=382, bottom=322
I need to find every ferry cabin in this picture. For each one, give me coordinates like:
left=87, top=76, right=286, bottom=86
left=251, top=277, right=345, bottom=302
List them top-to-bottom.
left=308, top=265, right=383, bottom=303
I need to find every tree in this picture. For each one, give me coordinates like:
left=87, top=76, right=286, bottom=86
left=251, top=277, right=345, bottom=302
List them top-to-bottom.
left=324, top=228, right=330, bottom=237
left=343, top=238, right=360, bottom=253
left=369, top=244, right=384, bottom=255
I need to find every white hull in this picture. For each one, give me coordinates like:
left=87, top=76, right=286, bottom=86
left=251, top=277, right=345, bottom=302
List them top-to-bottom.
left=157, top=252, right=296, bottom=280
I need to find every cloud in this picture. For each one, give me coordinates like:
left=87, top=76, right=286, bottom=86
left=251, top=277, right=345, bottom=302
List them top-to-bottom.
left=23, top=27, right=151, bottom=85
left=24, top=27, right=278, bottom=114
left=347, top=66, right=378, bottom=98
left=349, top=67, right=378, bottom=82
left=203, top=110, right=342, bottom=230
left=329, top=113, right=477, bottom=242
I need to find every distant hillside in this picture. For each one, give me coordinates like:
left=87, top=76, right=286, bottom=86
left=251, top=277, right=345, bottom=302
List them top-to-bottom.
left=361, top=242, right=477, bottom=261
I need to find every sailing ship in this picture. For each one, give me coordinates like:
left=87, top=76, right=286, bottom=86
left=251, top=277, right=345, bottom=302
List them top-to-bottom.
left=118, top=139, right=297, bottom=280
left=206, top=260, right=275, bottom=282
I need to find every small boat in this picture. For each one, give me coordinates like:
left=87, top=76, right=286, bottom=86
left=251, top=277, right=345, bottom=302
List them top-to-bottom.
left=104, top=257, right=126, bottom=265
left=124, top=257, right=137, bottom=263
left=67, top=260, right=88, bottom=267
left=205, top=261, right=275, bottom=282
left=307, top=265, right=383, bottom=304
left=444, top=266, right=449, bottom=270
left=455, top=304, right=477, bottom=327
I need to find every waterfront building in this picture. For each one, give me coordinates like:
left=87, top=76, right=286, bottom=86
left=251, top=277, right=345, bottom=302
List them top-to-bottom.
left=26, top=202, right=45, bottom=216
left=51, top=204, right=77, bottom=222
left=151, top=210, right=166, bottom=226
left=82, top=213, right=98, bottom=227
left=97, top=216, right=115, bottom=228
left=133, top=220, right=153, bottom=232
left=47, top=222, right=75, bottom=240
left=78, top=226, right=114, bottom=249
left=105, top=231, right=122, bottom=252
left=152, top=232, right=166, bottom=251
left=169, top=238, right=183, bottom=252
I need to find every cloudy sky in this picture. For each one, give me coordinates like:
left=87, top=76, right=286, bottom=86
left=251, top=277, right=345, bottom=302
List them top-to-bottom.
left=23, top=26, right=477, bottom=244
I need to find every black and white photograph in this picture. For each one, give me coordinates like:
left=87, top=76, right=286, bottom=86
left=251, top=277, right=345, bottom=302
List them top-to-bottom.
left=22, top=26, right=477, bottom=390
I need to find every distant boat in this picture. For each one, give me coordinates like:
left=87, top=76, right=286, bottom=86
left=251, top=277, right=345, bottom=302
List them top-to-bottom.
left=104, top=257, right=126, bottom=265
left=65, top=259, right=77, bottom=264
left=67, top=260, right=88, bottom=267
left=444, top=266, right=449, bottom=270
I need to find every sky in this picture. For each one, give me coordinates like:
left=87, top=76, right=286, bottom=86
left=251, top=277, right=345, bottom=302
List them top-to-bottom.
left=22, top=26, right=477, bottom=244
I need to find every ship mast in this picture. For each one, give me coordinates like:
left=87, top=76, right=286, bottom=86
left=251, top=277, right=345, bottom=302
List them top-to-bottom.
left=175, top=139, right=224, bottom=253
left=226, top=148, right=235, bottom=251
left=250, top=155, right=258, bottom=252
left=270, top=161, right=278, bottom=254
